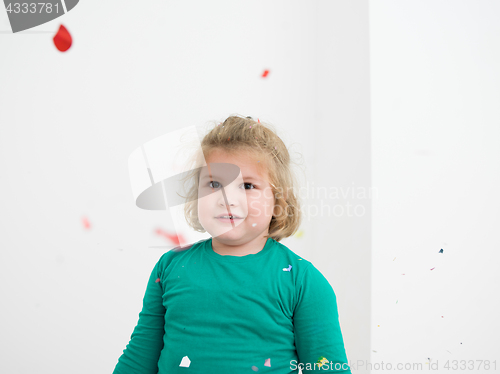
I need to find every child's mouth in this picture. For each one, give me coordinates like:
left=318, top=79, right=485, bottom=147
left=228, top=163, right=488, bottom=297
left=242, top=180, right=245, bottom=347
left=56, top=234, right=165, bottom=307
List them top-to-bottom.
left=215, top=216, right=243, bottom=223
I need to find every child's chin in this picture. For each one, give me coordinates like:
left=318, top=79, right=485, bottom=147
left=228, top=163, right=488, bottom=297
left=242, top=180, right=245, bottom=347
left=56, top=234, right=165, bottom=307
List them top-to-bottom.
left=208, top=226, right=245, bottom=239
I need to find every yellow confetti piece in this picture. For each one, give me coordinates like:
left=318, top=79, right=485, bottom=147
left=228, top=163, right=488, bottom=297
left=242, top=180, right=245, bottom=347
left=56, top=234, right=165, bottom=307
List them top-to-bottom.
left=294, top=229, right=304, bottom=238
left=316, top=356, right=329, bottom=367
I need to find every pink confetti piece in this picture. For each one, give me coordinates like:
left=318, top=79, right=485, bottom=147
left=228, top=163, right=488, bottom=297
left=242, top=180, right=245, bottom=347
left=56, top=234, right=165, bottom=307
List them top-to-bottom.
left=81, top=216, right=91, bottom=230
left=155, top=228, right=184, bottom=246
left=430, top=267, right=435, bottom=270
left=155, top=278, right=160, bottom=283
left=264, top=358, right=271, bottom=367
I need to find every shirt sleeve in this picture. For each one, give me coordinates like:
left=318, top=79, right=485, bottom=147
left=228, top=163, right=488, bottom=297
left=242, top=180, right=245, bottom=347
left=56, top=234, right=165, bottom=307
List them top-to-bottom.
left=113, top=256, right=166, bottom=374
left=293, top=264, right=351, bottom=373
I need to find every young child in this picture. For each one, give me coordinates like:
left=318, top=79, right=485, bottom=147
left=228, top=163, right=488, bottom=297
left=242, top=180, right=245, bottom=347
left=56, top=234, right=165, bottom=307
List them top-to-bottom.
left=113, top=115, right=351, bottom=373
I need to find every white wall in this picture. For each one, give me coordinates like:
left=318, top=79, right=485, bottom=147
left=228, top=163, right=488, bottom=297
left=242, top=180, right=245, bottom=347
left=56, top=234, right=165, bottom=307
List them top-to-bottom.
left=0, top=1, right=369, bottom=373
left=5, top=1, right=497, bottom=373
left=371, top=1, right=500, bottom=372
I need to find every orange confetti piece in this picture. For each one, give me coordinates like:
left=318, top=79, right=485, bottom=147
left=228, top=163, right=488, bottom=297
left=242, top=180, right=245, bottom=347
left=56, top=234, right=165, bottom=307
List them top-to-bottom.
left=53, top=24, right=72, bottom=52
left=262, top=70, right=269, bottom=78
left=155, top=278, right=160, bottom=283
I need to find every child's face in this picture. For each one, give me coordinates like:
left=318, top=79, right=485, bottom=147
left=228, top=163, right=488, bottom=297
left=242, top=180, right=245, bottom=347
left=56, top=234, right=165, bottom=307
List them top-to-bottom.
left=197, top=150, right=276, bottom=243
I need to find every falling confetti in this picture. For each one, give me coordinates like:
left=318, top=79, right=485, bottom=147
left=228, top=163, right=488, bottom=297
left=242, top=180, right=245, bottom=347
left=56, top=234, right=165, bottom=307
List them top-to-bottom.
left=53, top=24, right=72, bottom=52
left=262, top=70, right=270, bottom=78
left=81, top=216, right=91, bottom=230
left=252, top=223, right=257, bottom=227
left=155, top=228, right=184, bottom=246
left=294, top=229, right=304, bottom=238
left=439, top=249, right=444, bottom=253
left=393, top=257, right=396, bottom=261
left=282, top=265, right=292, bottom=272
left=430, top=267, right=435, bottom=271
left=155, top=278, right=160, bottom=283
left=372, top=350, right=377, bottom=353
left=179, top=356, right=191, bottom=367
left=316, top=356, right=329, bottom=367
left=264, top=358, right=271, bottom=367
left=251, top=366, right=259, bottom=372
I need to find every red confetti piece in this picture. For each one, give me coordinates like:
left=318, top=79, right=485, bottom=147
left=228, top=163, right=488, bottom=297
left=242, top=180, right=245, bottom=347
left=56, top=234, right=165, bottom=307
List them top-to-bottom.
left=53, top=24, right=72, bottom=52
left=262, top=70, right=269, bottom=78
left=82, top=216, right=91, bottom=230
left=155, top=228, right=184, bottom=246
left=155, top=278, right=160, bottom=283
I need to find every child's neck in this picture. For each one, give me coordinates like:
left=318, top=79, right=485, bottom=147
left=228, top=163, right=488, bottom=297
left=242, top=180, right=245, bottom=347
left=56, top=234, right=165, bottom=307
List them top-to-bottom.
left=211, top=234, right=269, bottom=256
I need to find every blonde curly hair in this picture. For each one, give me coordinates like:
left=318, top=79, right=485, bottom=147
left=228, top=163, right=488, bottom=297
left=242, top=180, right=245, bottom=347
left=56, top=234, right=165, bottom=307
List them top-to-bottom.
left=177, top=114, right=304, bottom=242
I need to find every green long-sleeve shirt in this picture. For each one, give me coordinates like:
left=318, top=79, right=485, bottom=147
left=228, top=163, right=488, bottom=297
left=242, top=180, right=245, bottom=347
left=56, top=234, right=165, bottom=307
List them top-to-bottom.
left=113, top=237, right=351, bottom=373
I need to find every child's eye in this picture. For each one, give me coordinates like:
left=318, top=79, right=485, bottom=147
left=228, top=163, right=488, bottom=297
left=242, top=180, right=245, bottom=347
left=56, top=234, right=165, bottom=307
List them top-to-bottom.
left=207, top=181, right=256, bottom=190
left=208, top=181, right=222, bottom=189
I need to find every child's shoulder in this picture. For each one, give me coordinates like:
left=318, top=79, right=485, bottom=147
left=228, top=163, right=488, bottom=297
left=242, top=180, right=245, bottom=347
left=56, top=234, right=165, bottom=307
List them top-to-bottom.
left=157, top=238, right=208, bottom=266
left=272, top=239, right=314, bottom=271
